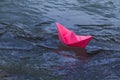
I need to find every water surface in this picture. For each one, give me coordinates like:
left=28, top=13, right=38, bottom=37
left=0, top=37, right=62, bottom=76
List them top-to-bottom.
left=0, top=0, right=120, bottom=80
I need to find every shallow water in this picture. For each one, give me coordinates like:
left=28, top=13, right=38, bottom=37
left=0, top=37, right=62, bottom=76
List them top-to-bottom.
left=0, top=0, right=120, bottom=80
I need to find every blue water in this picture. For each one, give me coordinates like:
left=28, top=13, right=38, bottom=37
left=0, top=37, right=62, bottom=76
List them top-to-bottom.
left=0, top=0, right=120, bottom=80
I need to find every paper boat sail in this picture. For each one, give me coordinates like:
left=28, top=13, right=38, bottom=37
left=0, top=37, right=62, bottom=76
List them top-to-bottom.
left=56, top=22, right=93, bottom=48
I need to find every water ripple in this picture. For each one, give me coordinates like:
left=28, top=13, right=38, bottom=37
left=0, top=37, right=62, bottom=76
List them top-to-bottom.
left=0, top=0, right=120, bottom=80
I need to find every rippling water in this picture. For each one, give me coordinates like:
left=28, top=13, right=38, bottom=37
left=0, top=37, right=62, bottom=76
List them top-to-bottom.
left=0, top=0, right=120, bottom=80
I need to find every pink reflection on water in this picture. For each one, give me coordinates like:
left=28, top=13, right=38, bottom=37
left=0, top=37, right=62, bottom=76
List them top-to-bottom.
left=48, top=44, right=92, bottom=75
left=55, top=44, right=91, bottom=63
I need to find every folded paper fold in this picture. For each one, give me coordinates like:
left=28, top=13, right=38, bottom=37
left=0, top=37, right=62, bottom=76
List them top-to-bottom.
left=56, top=22, right=93, bottom=48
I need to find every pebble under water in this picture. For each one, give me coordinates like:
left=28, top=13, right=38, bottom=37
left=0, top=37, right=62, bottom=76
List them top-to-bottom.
left=0, top=0, right=120, bottom=80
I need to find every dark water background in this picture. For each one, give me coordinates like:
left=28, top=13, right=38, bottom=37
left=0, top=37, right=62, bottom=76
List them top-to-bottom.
left=0, top=0, right=120, bottom=80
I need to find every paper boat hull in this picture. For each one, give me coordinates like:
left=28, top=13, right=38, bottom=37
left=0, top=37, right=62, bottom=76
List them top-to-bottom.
left=56, top=22, right=93, bottom=48
left=66, top=36, right=92, bottom=48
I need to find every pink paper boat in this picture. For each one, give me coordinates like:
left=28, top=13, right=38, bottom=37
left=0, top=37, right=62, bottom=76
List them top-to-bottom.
left=56, top=22, right=93, bottom=48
